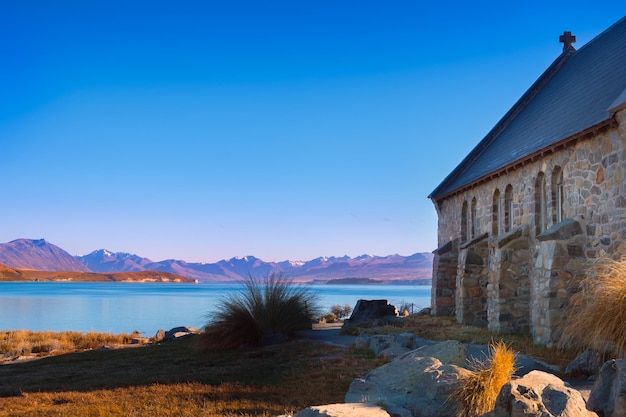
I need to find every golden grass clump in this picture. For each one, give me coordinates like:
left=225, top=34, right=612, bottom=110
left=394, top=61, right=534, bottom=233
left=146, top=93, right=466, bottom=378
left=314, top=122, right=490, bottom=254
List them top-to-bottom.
left=558, top=256, right=626, bottom=359
left=0, top=330, right=139, bottom=361
left=450, top=340, right=517, bottom=417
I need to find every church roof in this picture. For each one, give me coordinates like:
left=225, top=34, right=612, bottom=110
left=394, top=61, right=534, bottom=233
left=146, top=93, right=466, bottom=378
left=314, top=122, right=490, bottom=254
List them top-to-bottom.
left=429, top=16, right=626, bottom=201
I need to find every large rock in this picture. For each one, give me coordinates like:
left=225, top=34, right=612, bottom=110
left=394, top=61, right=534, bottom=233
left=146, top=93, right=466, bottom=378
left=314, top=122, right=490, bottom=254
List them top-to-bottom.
left=343, top=300, right=399, bottom=329
left=163, top=326, right=200, bottom=341
left=365, top=333, right=418, bottom=358
left=345, top=340, right=470, bottom=417
left=565, top=350, right=601, bottom=378
left=587, top=359, right=626, bottom=417
left=482, top=370, right=597, bottom=417
left=285, top=403, right=391, bottom=417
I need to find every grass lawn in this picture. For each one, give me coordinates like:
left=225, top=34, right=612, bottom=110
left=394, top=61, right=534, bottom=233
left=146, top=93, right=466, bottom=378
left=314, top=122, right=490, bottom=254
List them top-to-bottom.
left=0, top=315, right=578, bottom=416
left=0, top=334, right=386, bottom=417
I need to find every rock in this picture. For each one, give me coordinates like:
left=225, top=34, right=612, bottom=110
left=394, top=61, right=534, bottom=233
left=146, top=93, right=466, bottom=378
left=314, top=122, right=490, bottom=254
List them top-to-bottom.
left=343, top=300, right=398, bottom=329
left=163, top=326, right=200, bottom=341
left=154, top=329, right=166, bottom=342
left=355, top=333, right=417, bottom=357
left=354, top=334, right=372, bottom=350
left=400, top=339, right=467, bottom=366
left=345, top=340, right=470, bottom=417
left=379, top=346, right=410, bottom=359
left=565, top=350, right=602, bottom=378
left=587, top=359, right=626, bottom=417
left=482, top=370, right=597, bottom=417
left=289, top=403, right=391, bottom=417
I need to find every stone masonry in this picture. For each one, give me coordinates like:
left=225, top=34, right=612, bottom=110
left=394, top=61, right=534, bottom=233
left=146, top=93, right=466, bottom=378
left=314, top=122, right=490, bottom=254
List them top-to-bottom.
left=431, top=108, right=626, bottom=345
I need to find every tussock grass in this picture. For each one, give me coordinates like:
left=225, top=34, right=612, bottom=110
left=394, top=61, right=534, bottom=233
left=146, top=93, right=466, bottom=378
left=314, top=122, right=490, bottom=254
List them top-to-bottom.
left=558, top=256, right=626, bottom=359
left=200, top=273, right=319, bottom=349
left=0, top=330, right=139, bottom=360
left=450, top=340, right=517, bottom=417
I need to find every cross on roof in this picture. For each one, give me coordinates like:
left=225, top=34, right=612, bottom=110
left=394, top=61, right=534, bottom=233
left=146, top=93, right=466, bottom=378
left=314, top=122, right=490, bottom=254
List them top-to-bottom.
left=559, top=31, right=576, bottom=51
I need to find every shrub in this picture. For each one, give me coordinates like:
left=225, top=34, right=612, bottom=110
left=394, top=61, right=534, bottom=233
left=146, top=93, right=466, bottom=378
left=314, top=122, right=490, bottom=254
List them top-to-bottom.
left=558, top=256, right=626, bottom=359
left=200, top=273, right=319, bottom=349
left=331, top=304, right=352, bottom=319
left=323, top=312, right=338, bottom=323
left=450, top=340, right=517, bottom=417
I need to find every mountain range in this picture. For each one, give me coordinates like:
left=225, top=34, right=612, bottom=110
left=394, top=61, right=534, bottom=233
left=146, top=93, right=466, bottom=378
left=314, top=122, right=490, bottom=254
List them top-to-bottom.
left=0, top=239, right=433, bottom=284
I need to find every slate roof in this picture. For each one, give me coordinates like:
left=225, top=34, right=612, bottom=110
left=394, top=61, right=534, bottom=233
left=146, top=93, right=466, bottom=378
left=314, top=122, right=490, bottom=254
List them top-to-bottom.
left=429, top=16, right=626, bottom=201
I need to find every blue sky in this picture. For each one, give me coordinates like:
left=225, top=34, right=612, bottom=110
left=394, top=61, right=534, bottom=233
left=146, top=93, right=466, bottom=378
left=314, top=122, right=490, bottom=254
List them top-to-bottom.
left=0, top=2, right=623, bottom=262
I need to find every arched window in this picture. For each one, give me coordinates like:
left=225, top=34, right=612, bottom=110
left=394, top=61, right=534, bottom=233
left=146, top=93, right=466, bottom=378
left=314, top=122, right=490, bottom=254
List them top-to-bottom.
left=551, top=167, right=564, bottom=224
left=535, top=173, right=547, bottom=234
left=504, top=185, right=513, bottom=233
left=492, top=189, right=501, bottom=236
left=471, top=197, right=478, bottom=239
left=461, top=201, right=468, bottom=242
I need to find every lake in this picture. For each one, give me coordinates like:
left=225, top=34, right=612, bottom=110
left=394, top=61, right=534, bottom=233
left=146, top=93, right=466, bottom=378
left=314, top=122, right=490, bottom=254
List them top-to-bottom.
left=0, top=282, right=431, bottom=336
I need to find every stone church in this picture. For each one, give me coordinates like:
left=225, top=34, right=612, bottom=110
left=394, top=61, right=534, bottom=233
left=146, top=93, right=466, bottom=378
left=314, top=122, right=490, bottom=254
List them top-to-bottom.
left=429, top=16, right=626, bottom=346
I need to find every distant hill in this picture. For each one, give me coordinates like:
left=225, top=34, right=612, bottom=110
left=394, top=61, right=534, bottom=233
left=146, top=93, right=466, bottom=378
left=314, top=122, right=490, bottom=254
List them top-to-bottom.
left=0, top=238, right=433, bottom=283
left=0, top=239, right=89, bottom=272
left=0, top=263, right=196, bottom=283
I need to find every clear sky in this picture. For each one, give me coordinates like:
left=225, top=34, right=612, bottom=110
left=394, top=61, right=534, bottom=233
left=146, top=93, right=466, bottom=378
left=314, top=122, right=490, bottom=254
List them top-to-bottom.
left=0, top=2, right=623, bottom=263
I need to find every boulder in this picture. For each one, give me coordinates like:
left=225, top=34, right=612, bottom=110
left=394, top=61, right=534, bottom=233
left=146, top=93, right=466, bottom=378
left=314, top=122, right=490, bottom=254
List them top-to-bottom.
left=343, top=300, right=399, bottom=329
left=163, top=326, right=200, bottom=341
left=154, top=329, right=166, bottom=342
left=369, top=333, right=417, bottom=357
left=354, top=334, right=372, bottom=350
left=345, top=340, right=470, bottom=417
left=565, top=350, right=601, bottom=378
left=587, top=359, right=626, bottom=417
left=482, top=370, right=597, bottom=417
left=286, top=403, right=391, bottom=417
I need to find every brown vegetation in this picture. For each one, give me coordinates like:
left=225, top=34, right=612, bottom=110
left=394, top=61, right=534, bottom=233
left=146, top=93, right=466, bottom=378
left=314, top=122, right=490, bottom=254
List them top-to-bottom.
left=558, top=256, right=626, bottom=359
left=343, top=314, right=577, bottom=370
left=0, top=315, right=581, bottom=416
left=0, top=330, right=141, bottom=363
left=0, top=335, right=386, bottom=416
left=450, top=340, right=517, bottom=417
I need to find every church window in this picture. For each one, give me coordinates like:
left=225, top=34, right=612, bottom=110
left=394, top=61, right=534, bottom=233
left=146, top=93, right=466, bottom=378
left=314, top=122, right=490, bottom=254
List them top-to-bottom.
left=551, top=167, right=564, bottom=224
left=535, top=173, right=547, bottom=233
left=504, top=185, right=513, bottom=232
left=492, top=189, right=501, bottom=236
left=471, top=197, right=478, bottom=239
left=461, top=201, right=468, bottom=242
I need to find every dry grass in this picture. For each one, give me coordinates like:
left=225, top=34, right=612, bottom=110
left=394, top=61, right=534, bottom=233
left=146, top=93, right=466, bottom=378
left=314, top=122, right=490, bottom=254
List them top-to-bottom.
left=558, top=256, right=626, bottom=359
left=345, top=314, right=577, bottom=370
left=0, top=330, right=140, bottom=362
left=0, top=335, right=386, bottom=417
left=450, top=340, right=517, bottom=417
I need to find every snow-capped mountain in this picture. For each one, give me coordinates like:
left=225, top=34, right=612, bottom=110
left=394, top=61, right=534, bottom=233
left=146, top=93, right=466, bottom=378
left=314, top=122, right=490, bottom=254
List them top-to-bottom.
left=0, top=238, right=433, bottom=283
left=77, top=250, right=433, bottom=283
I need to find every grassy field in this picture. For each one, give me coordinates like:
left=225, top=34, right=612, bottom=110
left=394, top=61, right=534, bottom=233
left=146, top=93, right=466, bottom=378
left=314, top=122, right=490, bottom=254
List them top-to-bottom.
left=0, top=315, right=578, bottom=417
left=0, top=333, right=386, bottom=417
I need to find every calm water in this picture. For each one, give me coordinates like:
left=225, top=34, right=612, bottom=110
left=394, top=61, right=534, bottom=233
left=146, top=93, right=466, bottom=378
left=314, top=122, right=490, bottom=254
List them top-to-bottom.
left=0, top=282, right=431, bottom=336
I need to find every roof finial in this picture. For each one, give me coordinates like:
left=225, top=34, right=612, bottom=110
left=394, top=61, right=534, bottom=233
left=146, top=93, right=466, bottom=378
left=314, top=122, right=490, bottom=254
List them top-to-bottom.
left=559, top=31, right=576, bottom=52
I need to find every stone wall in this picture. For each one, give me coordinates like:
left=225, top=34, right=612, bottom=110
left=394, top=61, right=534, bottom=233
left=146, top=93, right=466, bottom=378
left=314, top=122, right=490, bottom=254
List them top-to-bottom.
left=431, top=108, right=626, bottom=344
left=487, top=227, right=532, bottom=334
left=456, top=234, right=489, bottom=326
left=431, top=239, right=458, bottom=316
